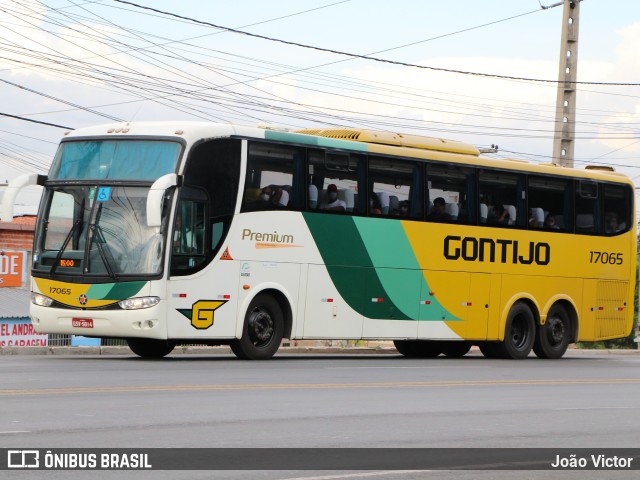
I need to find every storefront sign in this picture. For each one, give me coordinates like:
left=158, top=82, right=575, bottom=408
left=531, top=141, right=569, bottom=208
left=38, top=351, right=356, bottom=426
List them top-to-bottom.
left=0, top=251, right=25, bottom=287
left=0, top=319, right=48, bottom=347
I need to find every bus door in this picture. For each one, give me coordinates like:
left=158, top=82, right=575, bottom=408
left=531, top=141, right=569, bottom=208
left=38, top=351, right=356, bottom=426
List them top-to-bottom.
left=166, top=194, right=239, bottom=339
left=166, top=262, right=240, bottom=339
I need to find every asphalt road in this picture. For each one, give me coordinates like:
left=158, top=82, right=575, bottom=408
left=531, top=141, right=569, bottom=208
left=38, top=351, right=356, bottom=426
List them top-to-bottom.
left=1, top=350, right=640, bottom=479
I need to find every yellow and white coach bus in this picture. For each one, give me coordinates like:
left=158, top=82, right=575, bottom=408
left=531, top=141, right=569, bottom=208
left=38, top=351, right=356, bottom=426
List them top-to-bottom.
left=2, top=122, right=636, bottom=359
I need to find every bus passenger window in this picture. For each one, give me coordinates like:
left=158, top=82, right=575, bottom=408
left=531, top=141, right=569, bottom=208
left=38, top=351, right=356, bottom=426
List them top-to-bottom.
left=242, top=142, right=302, bottom=212
left=307, top=150, right=363, bottom=215
left=369, top=156, right=422, bottom=218
left=427, top=164, right=472, bottom=224
left=478, top=170, right=523, bottom=227
left=527, top=176, right=571, bottom=232
left=575, top=180, right=598, bottom=234
left=603, top=183, right=631, bottom=235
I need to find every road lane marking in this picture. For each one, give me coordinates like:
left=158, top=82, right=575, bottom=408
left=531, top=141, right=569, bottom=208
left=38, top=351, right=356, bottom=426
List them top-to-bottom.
left=326, top=366, right=487, bottom=370
left=1, top=378, right=640, bottom=396
left=553, top=406, right=638, bottom=411
left=0, top=431, right=31, bottom=434
left=282, top=471, right=433, bottom=480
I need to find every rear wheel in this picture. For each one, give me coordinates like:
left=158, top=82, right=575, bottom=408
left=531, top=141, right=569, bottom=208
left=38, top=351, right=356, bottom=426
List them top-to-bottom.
left=230, top=294, right=284, bottom=360
left=497, top=302, right=535, bottom=359
left=533, top=304, right=571, bottom=359
left=127, top=338, right=176, bottom=358
left=393, top=340, right=442, bottom=358
left=440, top=341, right=471, bottom=358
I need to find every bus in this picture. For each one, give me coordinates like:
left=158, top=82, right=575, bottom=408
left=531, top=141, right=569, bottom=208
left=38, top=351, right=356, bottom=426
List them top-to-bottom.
left=2, top=122, right=636, bottom=360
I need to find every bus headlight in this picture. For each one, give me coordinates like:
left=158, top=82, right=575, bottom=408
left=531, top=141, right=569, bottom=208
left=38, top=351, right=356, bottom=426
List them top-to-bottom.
left=31, top=293, right=54, bottom=307
left=118, top=296, right=160, bottom=310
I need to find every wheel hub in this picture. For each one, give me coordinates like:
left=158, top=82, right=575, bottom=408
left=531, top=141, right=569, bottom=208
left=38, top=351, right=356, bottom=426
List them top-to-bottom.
left=248, top=308, right=274, bottom=346
left=511, top=316, right=528, bottom=348
left=547, top=317, right=565, bottom=344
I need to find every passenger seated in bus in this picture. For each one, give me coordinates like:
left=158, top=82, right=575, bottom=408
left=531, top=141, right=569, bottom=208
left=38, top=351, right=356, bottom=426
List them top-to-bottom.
left=320, top=184, right=347, bottom=211
left=253, top=186, right=288, bottom=208
left=274, top=189, right=289, bottom=207
left=369, top=192, right=382, bottom=215
left=427, top=197, right=451, bottom=221
left=393, top=200, right=410, bottom=216
left=444, top=202, right=459, bottom=221
left=493, top=205, right=510, bottom=225
left=529, top=207, right=544, bottom=228
left=605, top=213, right=624, bottom=233
left=544, top=214, right=559, bottom=230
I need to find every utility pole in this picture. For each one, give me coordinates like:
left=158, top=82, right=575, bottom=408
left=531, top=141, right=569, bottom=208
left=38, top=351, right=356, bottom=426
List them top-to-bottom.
left=552, top=0, right=581, bottom=167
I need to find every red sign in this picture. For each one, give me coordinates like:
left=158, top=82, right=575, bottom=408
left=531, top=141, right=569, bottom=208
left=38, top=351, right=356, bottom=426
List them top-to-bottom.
left=0, top=251, right=24, bottom=287
left=72, top=318, right=94, bottom=328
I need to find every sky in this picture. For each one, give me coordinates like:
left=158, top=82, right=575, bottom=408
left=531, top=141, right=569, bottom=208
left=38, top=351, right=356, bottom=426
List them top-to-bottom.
left=2, top=0, right=640, bottom=215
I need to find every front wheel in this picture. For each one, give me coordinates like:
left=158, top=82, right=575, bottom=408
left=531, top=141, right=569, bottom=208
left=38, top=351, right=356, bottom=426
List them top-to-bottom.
left=230, top=294, right=284, bottom=360
left=533, top=304, right=571, bottom=359
left=127, top=338, right=176, bottom=358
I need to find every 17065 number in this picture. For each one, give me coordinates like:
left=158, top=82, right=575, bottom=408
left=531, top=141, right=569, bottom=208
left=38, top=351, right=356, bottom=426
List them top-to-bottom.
left=589, top=251, right=623, bottom=265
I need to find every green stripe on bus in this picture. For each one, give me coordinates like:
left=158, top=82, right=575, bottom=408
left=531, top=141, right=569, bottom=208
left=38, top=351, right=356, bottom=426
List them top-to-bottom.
left=265, top=130, right=368, bottom=151
left=302, top=213, right=410, bottom=320
left=303, top=213, right=459, bottom=321
left=352, top=217, right=457, bottom=321
left=352, top=217, right=419, bottom=319
left=87, top=281, right=147, bottom=300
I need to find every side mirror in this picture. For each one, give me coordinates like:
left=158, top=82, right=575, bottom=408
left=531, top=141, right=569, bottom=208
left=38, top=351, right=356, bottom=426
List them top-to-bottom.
left=1, top=173, right=47, bottom=222
left=146, top=174, right=182, bottom=227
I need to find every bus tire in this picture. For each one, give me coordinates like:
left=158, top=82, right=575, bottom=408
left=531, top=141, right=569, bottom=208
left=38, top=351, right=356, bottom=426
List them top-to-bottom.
left=231, top=294, right=284, bottom=360
left=497, top=302, right=535, bottom=359
left=533, top=304, right=571, bottom=359
left=127, top=338, right=176, bottom=358
left=393, top=340, right=442, bottom=358
left=440, top=341, right=471, bottom=358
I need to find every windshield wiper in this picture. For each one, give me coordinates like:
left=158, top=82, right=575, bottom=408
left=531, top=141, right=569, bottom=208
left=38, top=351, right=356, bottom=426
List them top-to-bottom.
left=84, top=203, right=118, bottom=280
left=49, top=219, right=82, bottom=276
left=92, top=224, right=118, bottom=280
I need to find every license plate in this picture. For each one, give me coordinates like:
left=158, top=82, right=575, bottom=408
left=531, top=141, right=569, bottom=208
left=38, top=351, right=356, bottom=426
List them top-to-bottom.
left=72, top=318, right=94, bottom=328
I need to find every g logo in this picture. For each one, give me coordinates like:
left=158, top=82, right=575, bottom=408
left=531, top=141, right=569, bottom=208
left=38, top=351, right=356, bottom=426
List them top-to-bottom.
left=189, top=300, right=227, bottom=329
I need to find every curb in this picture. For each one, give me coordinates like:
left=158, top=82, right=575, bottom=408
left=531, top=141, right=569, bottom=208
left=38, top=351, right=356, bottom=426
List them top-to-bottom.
left=0, top=345, right=638, bottom=356
left=0, top=345, right=400, bottom=356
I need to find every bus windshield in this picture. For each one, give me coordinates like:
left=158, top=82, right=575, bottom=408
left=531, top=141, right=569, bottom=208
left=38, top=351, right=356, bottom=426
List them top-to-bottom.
left=50, top=140, right=181, bottom=180
left=33, top=185, right=170, bottom=277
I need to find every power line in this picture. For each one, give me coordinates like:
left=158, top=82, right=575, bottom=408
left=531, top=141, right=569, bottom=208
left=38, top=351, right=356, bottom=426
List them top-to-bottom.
left=112, top=0, right=640, bottom=86
left=2, top=1, right=638, bottom=145
left=6, top=1, right=639, bottom=127
left=0, top=77, right=124, bottom=122
left=0, top=112, right=73, bottom=129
